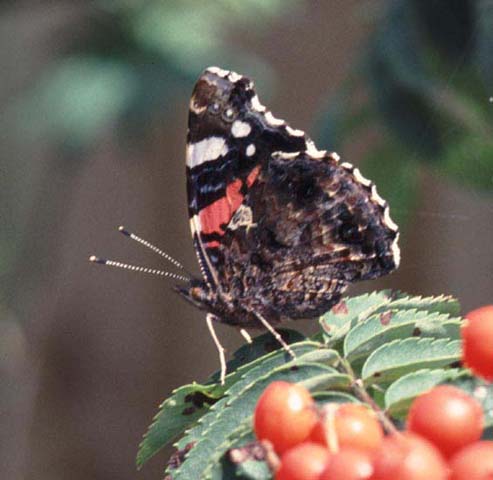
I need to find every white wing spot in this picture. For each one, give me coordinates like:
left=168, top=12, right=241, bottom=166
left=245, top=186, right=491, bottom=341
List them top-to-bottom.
left=206, top=66, right=229, bottom=78
left=228, top=71, right=242, bottom=83
left=250, top=95, right=266, bottom=112
left=189, top=98, right=206, bottom=114
left=265, top=111, right=284, bottom=126
left=231, top=120, right=252, bottom=138
left=286, top=125, right=305, bottom=136
left=187, top=137, right=228, bottom=168
left=306, top=140, right=327, bottom=159
left=246, top=144, right=256, bottom=156
left=276, top=151, right=300, bottom=160
left=329, top=152, right=340, bottom=162
left=352, top=167, right=372, bottom=187
left=371, top=185, right=386, bottom=207
left=229, top=205, right=254, bottom=230
left=383, top=207, right=399, bottom=231
left=190, top=215, right=201, bottom=235
left=392, top=233, right=401, bottom=268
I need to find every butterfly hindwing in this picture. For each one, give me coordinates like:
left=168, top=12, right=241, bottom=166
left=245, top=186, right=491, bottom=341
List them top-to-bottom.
left=214, top=149, right=399, bottom=322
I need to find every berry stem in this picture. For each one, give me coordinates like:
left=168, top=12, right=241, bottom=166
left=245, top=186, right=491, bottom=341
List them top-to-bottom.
left=341, top=359, right=398, bottom=435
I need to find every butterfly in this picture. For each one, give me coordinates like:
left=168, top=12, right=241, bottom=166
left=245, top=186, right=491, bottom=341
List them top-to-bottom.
left=92, top=66, right=400, bottom=383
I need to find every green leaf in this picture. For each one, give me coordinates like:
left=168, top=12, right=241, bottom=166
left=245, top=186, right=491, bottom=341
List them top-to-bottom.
left=367, top=0, right=443, bottom=157
left=17, top=57, right=137, bottom=149
left=438, top=136, right=493, bottom=191
left=359, top=145, right=419, bottom=228
left=320, top=290, right=393, bottom=346
left=382, top=292, right=461, bottom=316
left=344, top=309, right=462, bottom=362
left=207, top=329, right=306, bottom=384
left=138, top=334, right=306, bottom=468
left=362, top=337, right=461, bottom=386
left=174, top=343, right=325, bottom=451
left=171, top=361, right=340, bottom=479
left=385, top=368, right=462, bottom=418
left=447, top=375, right=493, bottom=430
left=136, top=383, right=222, bottom=468
left=312, top=391, right=359, bottom=405
left=209, top=420, right=268, bottom=480
left=234, top=460, right=271, bottom=480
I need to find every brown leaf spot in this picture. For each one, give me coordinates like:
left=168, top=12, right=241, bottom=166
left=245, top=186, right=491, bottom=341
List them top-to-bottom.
left=331, top=301, right=349, bottom=315
left=380, top=311, right=392, bottom=326
left=184, top=391, right=217, bottom=408
left=181, top=406, right=196, bottom=416
left=229, top=441, right=267, bottom=464
left=167, top=442, right=196, bottom=471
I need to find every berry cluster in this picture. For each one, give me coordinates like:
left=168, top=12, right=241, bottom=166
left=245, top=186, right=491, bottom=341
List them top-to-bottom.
left=251, top=305, right=493, bottom=479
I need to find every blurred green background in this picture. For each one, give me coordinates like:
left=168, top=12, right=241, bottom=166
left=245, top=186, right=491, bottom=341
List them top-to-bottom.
left=1, top=1, right=492, bottom=478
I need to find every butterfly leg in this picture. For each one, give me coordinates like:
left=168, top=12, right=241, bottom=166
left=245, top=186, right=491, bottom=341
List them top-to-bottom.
left=252, top=310, right=296, bottom=359
left=206, top=313, right=227, bottom=385
left=239, top=328, right=252, bottom=344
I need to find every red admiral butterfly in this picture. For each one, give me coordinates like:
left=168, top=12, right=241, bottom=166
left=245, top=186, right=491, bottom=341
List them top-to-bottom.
left=92, top=66, right=400, bottom=382
left=178, top=67, right=399, bottom=319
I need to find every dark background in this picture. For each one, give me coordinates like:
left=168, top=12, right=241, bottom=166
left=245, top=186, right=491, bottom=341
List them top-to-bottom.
left=1, top=1, right=492, bottom=479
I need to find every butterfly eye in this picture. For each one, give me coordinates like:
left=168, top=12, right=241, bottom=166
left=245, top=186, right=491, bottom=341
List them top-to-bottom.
left=208, top=102, right=221, bottom=114
left=222, top=108, right=237, bottom=122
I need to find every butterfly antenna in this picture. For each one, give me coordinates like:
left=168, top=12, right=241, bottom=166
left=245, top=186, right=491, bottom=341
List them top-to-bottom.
left=118, top=226, right=188, bottom=272
left=89, top=256, right=189, bottom=282
left=252, top=310, right=296, bottom=358
left=206, top=313, right=227, bottom=385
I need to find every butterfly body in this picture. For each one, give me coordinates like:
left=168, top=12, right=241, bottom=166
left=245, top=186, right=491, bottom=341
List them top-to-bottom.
left=177, top=67, right=400, bottom=328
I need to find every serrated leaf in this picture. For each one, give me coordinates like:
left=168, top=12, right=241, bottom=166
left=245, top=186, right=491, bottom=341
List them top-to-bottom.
left=320, top=290, right=393, bottom=346
left=380, top=293, right=460, bottom=316
left=344, top=309, right=461, bottom=362
left=207, top=329, right=306, bottom=384
left=138, top=336, right=310, bottom=468
left=362, top=337, right=461, bottom=385
left=175, top=342, right=325, bottom=451
left=171, top=362, right=338, bottom=479
left=203, top=367, right=350, bottom=480
left=385, top=368, right=462, bottom=418
left=298, top=371, right=352, bottom=392
left=137, top=383, right=222, bottom=468
left=312, top=391, right=359, bottom=404
left=210, top=420, right=268, bottom=480
left=234, top=460, right=270, bottom=480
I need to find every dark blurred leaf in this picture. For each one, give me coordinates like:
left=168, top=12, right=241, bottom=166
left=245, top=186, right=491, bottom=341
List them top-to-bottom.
left=366, top=0, right=443, bottom=157
left=413, top=0, right=476, bottom=61
left=475, top=0, right=493, bottom=86
left=15, top=57, right=137, bottom=150
left=438, top=135, right=493, bottom=191
left=359, top=144, right=419, bottom=228
left=137, top=383, right=222, bottom=469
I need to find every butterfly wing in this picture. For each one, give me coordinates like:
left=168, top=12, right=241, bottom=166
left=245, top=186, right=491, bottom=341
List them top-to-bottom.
left=185, top=67, right=399, bottom=324
left=186, top=67, right=306, bottom=289
left=215, top=148, right=399, bottom=321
